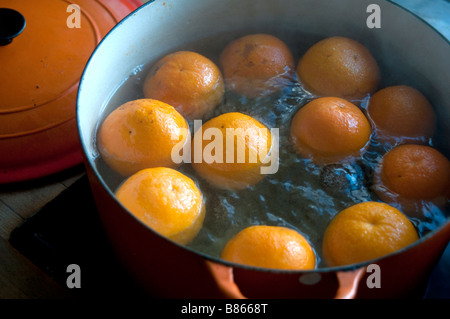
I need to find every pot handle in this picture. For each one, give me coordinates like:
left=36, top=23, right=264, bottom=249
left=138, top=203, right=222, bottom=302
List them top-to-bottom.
left=205, top=260, right=366, bottom=299
left=205, top=260, right=246, bottom=299
left=334, top=267, right=366, bottom=299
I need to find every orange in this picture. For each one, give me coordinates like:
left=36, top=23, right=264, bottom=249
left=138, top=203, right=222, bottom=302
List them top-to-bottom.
left=219, top=33, right=295, bottom=98
left=297, top=36, right=380, bottom=101
left=143, top=51, right=225, bottom=119
left=366, top=85, right=437, bottom=144
left=290, top=97, right=371, bottom=164
left=97, top=99, right=189, bottom=176
left=191, top=112, right=272, bottom=191
left=373, top=144, right=450, bottom=213
left=115, top=167, right=205, bottom=245
left=322, top=201, right=419, bottom=267
left=221, top=225, right=316, bottom=270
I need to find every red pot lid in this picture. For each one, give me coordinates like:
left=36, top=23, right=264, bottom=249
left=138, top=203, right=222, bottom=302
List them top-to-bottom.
left=0, top=0, right=142, bottom=184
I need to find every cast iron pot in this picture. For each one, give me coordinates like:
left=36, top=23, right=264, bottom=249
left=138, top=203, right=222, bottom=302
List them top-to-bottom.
left=77, top=0, right=450, bottom=298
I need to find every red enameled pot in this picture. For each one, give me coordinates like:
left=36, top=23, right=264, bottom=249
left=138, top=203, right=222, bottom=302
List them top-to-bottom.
left=0, top=0, right=142, bottom=184
left=77, top=0, right=450, bottom=298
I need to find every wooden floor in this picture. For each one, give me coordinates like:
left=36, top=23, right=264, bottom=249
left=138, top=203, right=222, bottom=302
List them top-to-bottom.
left=0, top=166, right=85, bottom=299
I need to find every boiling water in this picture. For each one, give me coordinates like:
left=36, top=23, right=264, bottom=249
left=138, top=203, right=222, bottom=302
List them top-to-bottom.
left=94, top=30, right=449, bottom=268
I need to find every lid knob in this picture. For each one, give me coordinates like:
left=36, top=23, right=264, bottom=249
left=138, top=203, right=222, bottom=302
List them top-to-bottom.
left=0, top=8, right=26, bottom=46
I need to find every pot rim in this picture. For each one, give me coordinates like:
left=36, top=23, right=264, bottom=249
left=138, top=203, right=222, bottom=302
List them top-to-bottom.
left=76, top=0, right=450, bottom=275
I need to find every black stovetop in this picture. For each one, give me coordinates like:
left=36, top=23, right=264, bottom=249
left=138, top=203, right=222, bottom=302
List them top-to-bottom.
left=8, top=174, right=450, bottom=299
left=9, top=174, right=146, bottom=299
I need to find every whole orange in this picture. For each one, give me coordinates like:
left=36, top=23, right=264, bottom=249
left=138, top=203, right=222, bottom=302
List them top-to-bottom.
left=219, top=33, right=295, bottom=98
left=297, top=36, right=380, bottom=101
left=143, top=51, right=224, bottom=119
left=366, top=85, right=437, bottom=144
left=290, top=97, right=371, bottom=164
left=97, top=99, right=189, bottom=176
left=191, top=112, right=272, bottom=190
left=373, top=144, right=450, bottom=213
left=115, top=167, right=205, bottom=245
left=322, top=201, right=419, bottom=267
left=221, top=225, right=316, bottom=270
